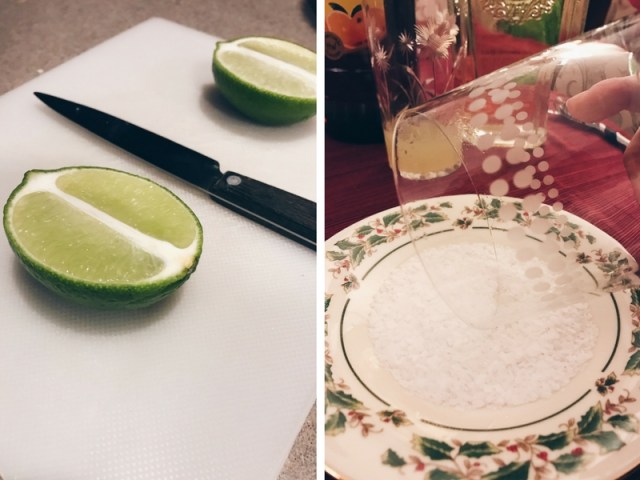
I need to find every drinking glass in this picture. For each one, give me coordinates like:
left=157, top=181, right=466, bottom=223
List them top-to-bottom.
left=361, top=0, right=476, bottom=177
left=390, top=14, right=640, bottom=328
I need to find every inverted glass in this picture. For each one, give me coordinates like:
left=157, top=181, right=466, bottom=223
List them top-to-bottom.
left=390, top=14, right=640, bottom=328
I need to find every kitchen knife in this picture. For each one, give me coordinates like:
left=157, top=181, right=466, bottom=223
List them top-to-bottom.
left=33, top=92, right=316, bottom=251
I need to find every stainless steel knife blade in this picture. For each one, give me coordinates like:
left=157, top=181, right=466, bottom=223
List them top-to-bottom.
left=34, top=92, right=316, bottom=250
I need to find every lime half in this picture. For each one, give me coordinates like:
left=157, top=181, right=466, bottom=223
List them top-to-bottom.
left=213, top=36, right=316, bottom=125
left=3, top=167, right=203, bottom=308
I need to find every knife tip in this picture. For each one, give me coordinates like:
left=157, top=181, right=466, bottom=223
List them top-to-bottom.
left=34, top=91, right=56, bottom=101
left=34, top=92, right=59, bottom=107
left=34, top=92, right=46, bottom=102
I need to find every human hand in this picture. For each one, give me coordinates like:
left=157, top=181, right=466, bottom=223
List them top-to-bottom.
left=566, top=74, right=640, bottom=202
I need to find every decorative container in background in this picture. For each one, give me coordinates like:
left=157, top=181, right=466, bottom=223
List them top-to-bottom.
left=325, top=0, right=384, bottom=143
left=468, top=0, right=594, bottom=76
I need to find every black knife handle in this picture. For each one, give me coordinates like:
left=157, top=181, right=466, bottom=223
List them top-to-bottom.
left=209, top=172, right=316, bottom=250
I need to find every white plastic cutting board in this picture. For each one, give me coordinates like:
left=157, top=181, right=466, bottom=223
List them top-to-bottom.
left=0, top=18, right=316, bottom=480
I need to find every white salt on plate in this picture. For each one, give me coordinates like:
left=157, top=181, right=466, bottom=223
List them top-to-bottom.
left=367, top=242, right=598, bottom=410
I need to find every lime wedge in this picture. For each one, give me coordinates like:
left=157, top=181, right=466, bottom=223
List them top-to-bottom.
left=213, top=36, right=316, bottom=125
left=3, top=167, right=203, bottom=308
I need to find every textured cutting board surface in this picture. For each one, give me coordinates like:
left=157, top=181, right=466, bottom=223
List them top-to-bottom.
left=0, top=18, right=316, bottom=480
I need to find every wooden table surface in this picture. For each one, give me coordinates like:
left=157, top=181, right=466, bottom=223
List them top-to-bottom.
left=325, top=135, right=394, bottom=240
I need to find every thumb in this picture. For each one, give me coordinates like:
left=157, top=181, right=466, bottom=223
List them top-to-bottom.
left=566, top=76, right=640, bottom=123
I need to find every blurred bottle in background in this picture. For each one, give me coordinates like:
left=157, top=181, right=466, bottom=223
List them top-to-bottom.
left=325, top=0, right=384, bottom=143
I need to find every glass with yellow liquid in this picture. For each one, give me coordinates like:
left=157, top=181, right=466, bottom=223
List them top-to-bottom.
left=361, top=0, right=475, bottom=174
left=387, top=116, right=462, bottom=180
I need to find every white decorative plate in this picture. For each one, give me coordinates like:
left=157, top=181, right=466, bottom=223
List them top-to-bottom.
left=325, top=195, right=640, bottom=480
